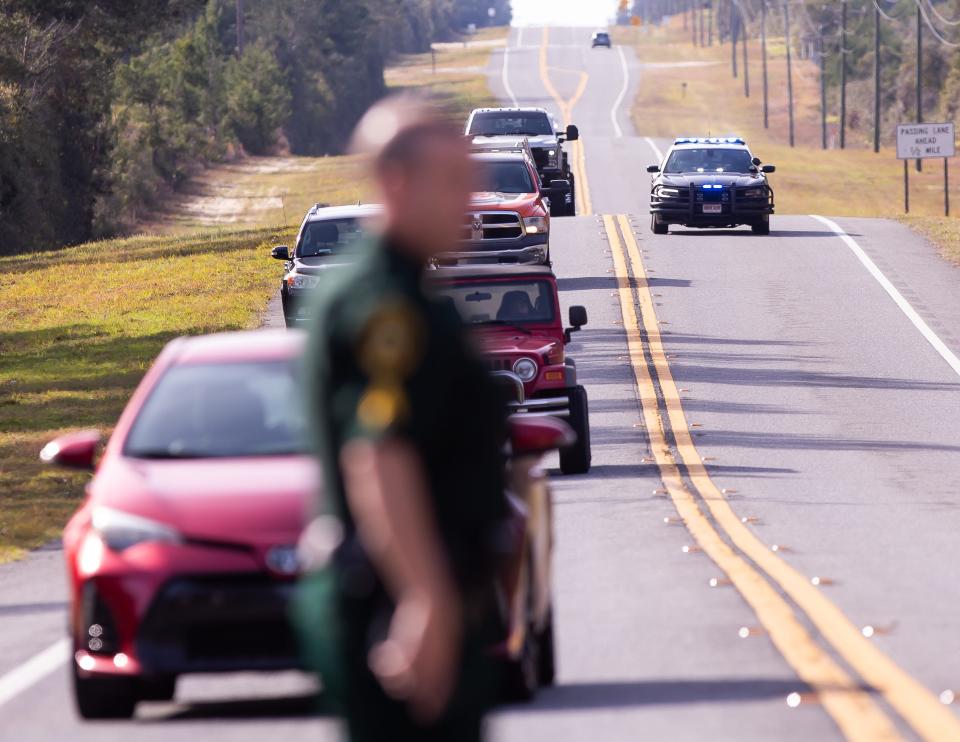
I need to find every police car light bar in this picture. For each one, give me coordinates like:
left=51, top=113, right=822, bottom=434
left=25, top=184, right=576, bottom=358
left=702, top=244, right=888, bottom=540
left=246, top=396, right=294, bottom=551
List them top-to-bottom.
left=674, top=137, right=745, bottom=145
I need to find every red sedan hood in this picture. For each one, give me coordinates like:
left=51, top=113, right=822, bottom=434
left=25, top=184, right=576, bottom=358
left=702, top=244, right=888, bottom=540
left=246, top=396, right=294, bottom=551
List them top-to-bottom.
left=473, top=329, right=558, bottom=356
left=92, top=456, right=318, bottom=546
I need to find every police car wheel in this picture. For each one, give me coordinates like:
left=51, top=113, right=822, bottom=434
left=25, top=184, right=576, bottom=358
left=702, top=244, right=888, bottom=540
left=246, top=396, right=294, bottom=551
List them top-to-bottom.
left=651, top=214, right=669, bottom=235
left=752, top=217, right=770, bottom=235
left=559, top=386, right=591, bottom=475
left=73, top=664, right=138, bottom=719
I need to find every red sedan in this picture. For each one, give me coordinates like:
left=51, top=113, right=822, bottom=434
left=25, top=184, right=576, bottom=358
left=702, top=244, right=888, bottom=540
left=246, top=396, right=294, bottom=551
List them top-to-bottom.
left=42, top=329, right=568, bottom=718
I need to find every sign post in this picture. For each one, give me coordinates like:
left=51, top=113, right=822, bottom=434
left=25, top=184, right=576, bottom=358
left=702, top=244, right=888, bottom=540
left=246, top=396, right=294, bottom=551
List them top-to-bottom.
left=896, top=122, right=955, bottom=215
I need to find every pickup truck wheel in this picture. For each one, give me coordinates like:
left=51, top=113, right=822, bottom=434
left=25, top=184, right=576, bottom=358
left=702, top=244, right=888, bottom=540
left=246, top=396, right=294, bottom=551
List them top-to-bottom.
left=651, top=214, right=669, bottom=235
left=752, top=217, right=770, bottom=235
left=560, top=385, right=591, bottom=475
left=73, top=665, right=138, bottom=719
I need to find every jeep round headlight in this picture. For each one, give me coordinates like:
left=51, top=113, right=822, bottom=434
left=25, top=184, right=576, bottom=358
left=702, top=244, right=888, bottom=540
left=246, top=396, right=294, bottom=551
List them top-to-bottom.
left=513, top=357, right=538, bottom=382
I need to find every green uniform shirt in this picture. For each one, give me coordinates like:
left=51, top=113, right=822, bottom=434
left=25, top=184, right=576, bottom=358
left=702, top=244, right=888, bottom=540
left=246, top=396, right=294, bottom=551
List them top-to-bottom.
left=296, top=239, right=508, bottom=722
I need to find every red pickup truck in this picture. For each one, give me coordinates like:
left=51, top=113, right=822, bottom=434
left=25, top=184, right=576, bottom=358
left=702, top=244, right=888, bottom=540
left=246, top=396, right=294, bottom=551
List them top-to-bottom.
left=429, top=265, right=591, bottom=474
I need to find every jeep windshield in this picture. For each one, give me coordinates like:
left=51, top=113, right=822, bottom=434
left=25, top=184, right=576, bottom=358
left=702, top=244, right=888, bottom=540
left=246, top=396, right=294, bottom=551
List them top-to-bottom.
left=468, top=112, right=554, bottom=137
left=663, top=148, right=754, bottom=174
left=475, top=160, right=536, bottom=194
left=296, top=217, right=366, bottom=258
left=433, top=280, right=556, bottom=325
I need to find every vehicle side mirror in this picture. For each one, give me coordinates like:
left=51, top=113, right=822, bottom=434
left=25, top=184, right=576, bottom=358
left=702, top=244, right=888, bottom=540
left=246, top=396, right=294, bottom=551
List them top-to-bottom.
left=565, top=124, right=579, bottom=142
left=752, top=156, right=762, bottom=166
left=761, top=164, right=776, bottom=173
left=646, top=165, right=660, bottom=173
left=271, top=245, right=290, bottom=260
left=565, top=305, right=588, bottom=342
left=509, top=417, right=576, bottom=457
left=40, top=430, right=101, bottom=471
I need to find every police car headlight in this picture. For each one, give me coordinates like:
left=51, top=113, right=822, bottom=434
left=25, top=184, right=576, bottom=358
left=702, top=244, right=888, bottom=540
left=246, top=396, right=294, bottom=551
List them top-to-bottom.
left=656, top=186, right=682, bottom=198
left=741, top=187, right=767, bottom=199
left=523, top=216, right=548, bottom=235
left=286, top=273, right=320, bottom=290
left=513, top=358, right=538, bottom=382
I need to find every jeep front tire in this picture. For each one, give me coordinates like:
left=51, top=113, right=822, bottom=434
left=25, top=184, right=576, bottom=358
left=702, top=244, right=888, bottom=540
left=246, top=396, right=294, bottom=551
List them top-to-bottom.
left=559, top=385, right=591, bottom=475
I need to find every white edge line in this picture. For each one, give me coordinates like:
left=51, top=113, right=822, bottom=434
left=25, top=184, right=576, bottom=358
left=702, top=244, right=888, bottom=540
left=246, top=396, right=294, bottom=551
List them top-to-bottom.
left=502, top=30, right=518, bottom=107
left=611, top=46, right=629, bottom=139
left=644, top=136, right=664, bottom=162
left=811, top=214, right=960, bottom=378
left=0, top=638, right=70, bottom=707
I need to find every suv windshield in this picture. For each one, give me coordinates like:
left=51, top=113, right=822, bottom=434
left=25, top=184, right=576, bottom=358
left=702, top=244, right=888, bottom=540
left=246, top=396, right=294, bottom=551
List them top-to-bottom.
left=468, top=112, right=554, bottom=137
left=663, top=148, right=754, bottom=174
left=475, top=160, right=536, bottom=194
left=297, top=217, right=365, bottom=258
left=434, top=280, right=555, bottom=325
left=125, top=361, right=308, bottom=459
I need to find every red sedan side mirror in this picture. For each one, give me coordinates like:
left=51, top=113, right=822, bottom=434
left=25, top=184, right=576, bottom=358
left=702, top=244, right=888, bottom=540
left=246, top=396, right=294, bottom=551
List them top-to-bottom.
left=509, top=417, right=576, bottom=456
left=40, top=430, right=101, bottom=471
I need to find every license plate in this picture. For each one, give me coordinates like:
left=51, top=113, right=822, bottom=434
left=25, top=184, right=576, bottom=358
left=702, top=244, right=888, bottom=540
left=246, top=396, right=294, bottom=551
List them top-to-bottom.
left=702, top=204, right=722, bottom=214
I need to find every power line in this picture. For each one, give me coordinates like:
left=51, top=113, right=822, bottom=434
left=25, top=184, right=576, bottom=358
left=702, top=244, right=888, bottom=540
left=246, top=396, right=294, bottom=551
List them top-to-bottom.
left=911, top=0, right=960, bottom=48
left=924, top=0, right=960, bottom=27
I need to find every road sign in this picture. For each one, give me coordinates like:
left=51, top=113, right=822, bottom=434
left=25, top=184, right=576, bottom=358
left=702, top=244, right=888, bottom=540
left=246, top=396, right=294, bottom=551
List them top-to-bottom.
left=896, top=122, right=955, bottom=160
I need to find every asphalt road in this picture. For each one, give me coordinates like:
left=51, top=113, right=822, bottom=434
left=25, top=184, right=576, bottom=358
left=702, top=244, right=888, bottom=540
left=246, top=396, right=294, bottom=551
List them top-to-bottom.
left=4, top=25, right=960, bottom=741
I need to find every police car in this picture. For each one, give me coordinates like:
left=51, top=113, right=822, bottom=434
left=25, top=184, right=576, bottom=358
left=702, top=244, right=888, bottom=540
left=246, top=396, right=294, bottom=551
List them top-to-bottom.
left=647, top=137, right=775, bottom=235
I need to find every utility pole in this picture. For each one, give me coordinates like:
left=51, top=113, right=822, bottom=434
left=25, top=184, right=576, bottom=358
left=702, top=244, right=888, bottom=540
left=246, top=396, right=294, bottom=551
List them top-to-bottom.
left=236, top=0, right=245, bottom=57
left=692, top=0, right=699, bottom=45
left=731, top=0, right=738, bottom=78
left=761, top=0, right=769, bottom=128
left=785, top=0, right=795, bottom=147
left=840, top=0, right=847, bottom=149
left=708, top=1, right=713, bottom=45
left=700, top=2, right=706, bottom=46
left=873, top=2, right=880, bottom=152
left=916, top=3, right=923, bottom=172
left=742, top=4, right=749, bottom=98
left=819, top=30, right=827, bottom=149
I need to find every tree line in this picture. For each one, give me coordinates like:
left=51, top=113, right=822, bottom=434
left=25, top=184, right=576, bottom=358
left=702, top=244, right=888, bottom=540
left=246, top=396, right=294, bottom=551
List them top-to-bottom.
left=0, top=0, right=511, bottom=254
left=629, top=1, right=960, bottom=152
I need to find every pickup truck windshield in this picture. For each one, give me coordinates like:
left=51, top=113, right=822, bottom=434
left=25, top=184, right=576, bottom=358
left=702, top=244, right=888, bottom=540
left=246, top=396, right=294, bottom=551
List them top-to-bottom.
left=468, top=112, right=553, bottom=137
left=663, top=148, right=754, bottom=174
left=475, top=161, right=536, bottom=194
left=296, top=217, right=365, bottom=258
left=434, top=280, right=556, bottom=325
left=125, top=361, right=309, bottom=459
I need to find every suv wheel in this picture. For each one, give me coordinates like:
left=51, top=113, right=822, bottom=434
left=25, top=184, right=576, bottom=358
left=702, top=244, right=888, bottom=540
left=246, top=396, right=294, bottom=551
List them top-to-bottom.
left=651, top=214, right=669, bottom=235
left=752, top=217, right=770, bottom=235
left=560, top=385, right=591, bottom=474
left=73, top=664, right=138, bottom=719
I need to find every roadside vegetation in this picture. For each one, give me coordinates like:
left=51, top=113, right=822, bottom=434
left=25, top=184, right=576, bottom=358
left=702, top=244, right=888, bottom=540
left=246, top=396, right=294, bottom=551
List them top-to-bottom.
left=619, top=11, right=960, bottom=263
left=0, top=21, right=502, bottom=561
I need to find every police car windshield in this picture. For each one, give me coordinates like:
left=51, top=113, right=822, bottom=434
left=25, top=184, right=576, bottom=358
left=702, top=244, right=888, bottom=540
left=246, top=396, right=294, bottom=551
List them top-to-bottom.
left=468, top=112, right=553, bottom=137
left=664, top=148, right=754, bottom=174
left=475, top=161, right=535, bottom=194
left=297, top=217, right=365, bottom=257
left=433, top=280, right=555, bottom=325
left=125, top=361, right=309, bottom=459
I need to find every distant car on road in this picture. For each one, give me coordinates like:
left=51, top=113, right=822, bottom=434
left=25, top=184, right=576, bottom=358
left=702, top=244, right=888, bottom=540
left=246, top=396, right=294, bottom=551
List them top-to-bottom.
left=591, top=31, right=612, bottom=48
left=465, top=107, right=579, bottom=216
left=647, top=137, right=775, bottom=235
left=270, top=203, right=382, bottom=326
left=428, top=264, right=592, bottom=474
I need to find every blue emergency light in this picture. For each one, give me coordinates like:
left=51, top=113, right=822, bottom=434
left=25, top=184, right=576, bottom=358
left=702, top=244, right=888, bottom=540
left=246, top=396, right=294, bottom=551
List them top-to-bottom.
left=674, top=137, right=745, bottom=145
left=701, top=184, right=723, bottom=190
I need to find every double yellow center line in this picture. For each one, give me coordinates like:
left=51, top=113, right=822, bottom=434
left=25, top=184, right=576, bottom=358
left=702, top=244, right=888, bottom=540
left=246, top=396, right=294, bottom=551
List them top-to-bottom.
left=538, top=28, right=592, bottom=216
left=604, top=214, right=960, bottom=741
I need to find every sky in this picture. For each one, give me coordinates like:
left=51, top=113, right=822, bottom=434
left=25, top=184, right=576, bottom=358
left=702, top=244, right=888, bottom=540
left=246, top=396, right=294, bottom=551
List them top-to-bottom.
left=509, top=0, right=618, bottom=27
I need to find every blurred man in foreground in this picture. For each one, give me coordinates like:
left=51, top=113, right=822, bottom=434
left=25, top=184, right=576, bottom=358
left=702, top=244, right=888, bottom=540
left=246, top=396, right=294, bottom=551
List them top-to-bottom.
left=296, top=95, right=509, bottom=741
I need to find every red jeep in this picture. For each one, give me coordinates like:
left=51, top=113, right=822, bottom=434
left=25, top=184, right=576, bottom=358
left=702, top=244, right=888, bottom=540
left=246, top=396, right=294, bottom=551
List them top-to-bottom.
left=429, top=265, right=591, bottom=474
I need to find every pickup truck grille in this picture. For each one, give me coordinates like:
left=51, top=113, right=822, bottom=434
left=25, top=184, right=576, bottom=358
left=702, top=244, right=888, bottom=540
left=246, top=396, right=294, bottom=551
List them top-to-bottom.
left=461, top=212, right=523, bottom=241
